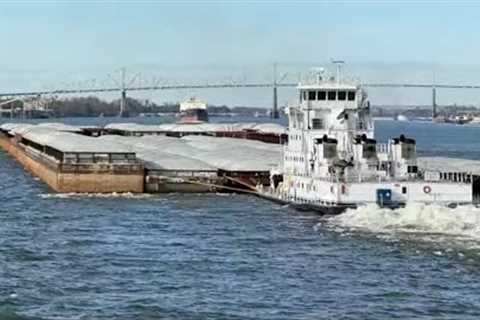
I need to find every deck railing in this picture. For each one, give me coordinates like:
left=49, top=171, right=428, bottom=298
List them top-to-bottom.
left=376, top=143, right=389, bottom=154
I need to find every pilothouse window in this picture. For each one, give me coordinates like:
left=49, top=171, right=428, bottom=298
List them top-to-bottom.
left=308, top=91, right=316, bottom=101
left=317, top=91, right=326, bottom=100
left=327, top=91, right=336, bottom=100
left=338, top=91, right=346, bottom=101
left=348, top=91, right=356, bottom=101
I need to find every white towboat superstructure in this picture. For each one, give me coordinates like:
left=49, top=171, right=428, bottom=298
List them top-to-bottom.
left=262, top=63, right=475, bottom=214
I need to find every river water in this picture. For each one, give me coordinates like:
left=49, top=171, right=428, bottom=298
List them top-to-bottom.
left=1, top=117, right=480, bottom=319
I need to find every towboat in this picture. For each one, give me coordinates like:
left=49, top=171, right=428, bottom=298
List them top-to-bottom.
left=259, top=63, right=476, bottom=214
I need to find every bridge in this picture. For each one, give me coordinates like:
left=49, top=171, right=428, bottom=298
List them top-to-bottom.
left=1, top=66, right=479, bottom=118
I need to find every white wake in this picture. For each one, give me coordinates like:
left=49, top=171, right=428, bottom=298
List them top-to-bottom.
left=38, top=192, right=153, bottom=199
left=327, top=203, right=480, bottom=242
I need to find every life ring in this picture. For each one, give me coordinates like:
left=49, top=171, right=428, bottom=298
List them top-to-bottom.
left=423, top=185, right=432, bottom=194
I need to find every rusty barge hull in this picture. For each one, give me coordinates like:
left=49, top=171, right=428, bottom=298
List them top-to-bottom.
left=0, top=133, right=144, bottom=193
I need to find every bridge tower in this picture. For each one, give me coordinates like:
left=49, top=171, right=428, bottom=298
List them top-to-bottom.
left=272, top=63, right=279, bottom=119
left=118, top=68, right=128, bottom=117
left=432, top=86, right=437, bottom=121
left=120, top=89, right=127, bottom=117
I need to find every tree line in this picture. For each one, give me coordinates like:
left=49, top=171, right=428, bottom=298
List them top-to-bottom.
left=46, top=96, right=269, bottom=117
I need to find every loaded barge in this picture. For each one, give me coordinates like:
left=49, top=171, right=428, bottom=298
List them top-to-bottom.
left=0, top=122, right=283, bottom=194
left=104, top=122, right=287, bottom=144
left=0, top=123, right=144, bottom=193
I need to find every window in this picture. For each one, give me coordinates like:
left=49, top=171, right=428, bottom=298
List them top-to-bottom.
left=308, top=91, right=316, bottom=101
left=317, top=91, right=326, bottom=100
left=327, top=91, right=336, bottom=100
left=338, top=91, right=346, bottom=101
left=348, top=91, right=356, bottom=101
left=311, top=118, right=324, bottom=129
left=323, top=144, right=337, bottom=159
left=363, top=144, right=377, bottom=159
left=401, top=144, right=415, bottom=159
left=379, top=162, right=388, bottom=171
left=407, top=165, right=418, bottom=173
left=402, top=186, right=407, bottom=194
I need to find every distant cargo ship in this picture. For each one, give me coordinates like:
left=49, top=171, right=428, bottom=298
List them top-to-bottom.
left=178, top=97, right=209, bottom=124
left=433, top=114, right=473, bottom=125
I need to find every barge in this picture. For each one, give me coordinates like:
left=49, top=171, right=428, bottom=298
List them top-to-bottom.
left=104, top=122, right=287, bottom=144
left=0, top=123, right=281, bottom=193
left=0, top=124, right=144, bottom=193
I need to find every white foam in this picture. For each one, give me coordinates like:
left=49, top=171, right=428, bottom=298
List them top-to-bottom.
left=38, top=192, right=153, bottom=199
left=327, top=203, right=480, bottom=242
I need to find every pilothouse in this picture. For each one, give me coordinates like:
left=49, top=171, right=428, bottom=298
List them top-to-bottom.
left=261, top=62, right=474, bottom=214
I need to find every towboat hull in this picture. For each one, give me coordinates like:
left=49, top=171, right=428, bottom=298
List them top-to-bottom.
left=256, top=191, right=354, bottom=215
left=256, top=191, right=410, bottom=215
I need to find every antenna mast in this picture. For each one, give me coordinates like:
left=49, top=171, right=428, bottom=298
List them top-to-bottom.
left=331, top=59, right=345, bottom=84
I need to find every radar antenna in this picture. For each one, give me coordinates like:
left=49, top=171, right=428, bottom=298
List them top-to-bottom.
left=331, top=59, right=345, bottom=84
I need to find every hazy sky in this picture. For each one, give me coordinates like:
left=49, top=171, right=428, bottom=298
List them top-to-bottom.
left=0, top=1, right=479, bottom=107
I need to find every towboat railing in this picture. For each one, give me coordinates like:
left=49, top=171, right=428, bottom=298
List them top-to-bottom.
left=376, top=143, right=389, bottom=154
left=286, top=169, right=472, bottom=184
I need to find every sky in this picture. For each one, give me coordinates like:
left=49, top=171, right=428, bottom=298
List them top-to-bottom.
left=0, top=1, right=479, bottom=107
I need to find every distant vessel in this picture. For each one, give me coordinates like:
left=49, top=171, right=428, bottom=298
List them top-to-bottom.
left=260, top=63, right=475, bottom=214
left=178, top=97, right=209, bottom=124
left=139, top=112, right=158, bottom=117
left=396, top=114, right=408, bottom=121
left=434, top=114, right=473, bottom=125
left=447, top=114, right=473, bottom=125
left=470, top=116, right=480, bottom=124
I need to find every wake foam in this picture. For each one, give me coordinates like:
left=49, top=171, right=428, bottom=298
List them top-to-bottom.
left=39, top=192, right=153, bottom=199
left=326, top=203, right=480, bottom=242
